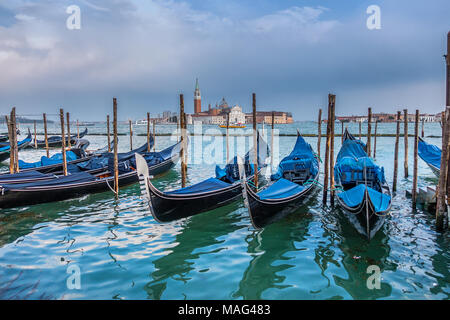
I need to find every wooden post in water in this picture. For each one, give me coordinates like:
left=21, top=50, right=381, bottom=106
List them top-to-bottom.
left=446, top=31, right=450, bottom=108
left=252, top=93, right=258, bottom=190
left=180, top=94, right=187, bottom=188
left=329, top=94, right=336, bottom=206
left=113, top=98, right=119, bottom=198
left=322, top=100, right=332, bottom=205
left=436, top=106, right=450, bottom=231
left=10, top=108, right=19, bottom=173
left=59, top=108, right=68, bottom=176
left=367, top=108, right=372, bottom=157
left=317, top=109, right=322, bottom=158
left=404, top=109, right=409, bottom=177
left=412, top=110, right=420, bottom=210
left=271, top=111, right=275, bottom=174
left=393, top=111, right=401, bottom=193
left=66, top=112, right=71, bottom=148
left=147, top=112, right=151, bottom=152
left=226, top=112, right=230, bottom=163
left=43, top=113, right=49, bottom=157
left=6, top=114, right=13, bottom=174
left=106, top=115, right=111, bottom=152
left=421, top=118, right=424, bottom=138
left=77, top=119, right=80, bottom=139
left=153, top=119, right=156, bottom=152
left=33, top=120, right=37, bottom=148
left=129, top=120, right=133, bottom=151
left=373, top=120, right=378, bottom=159
left=341, top=121, right=344, bottom=144
left=359, top=121, right=362, bottom=140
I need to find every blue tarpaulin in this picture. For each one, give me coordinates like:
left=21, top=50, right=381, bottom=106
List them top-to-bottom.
left=0, top=135, right=31, bottom=152
left=271, top=135, right=318, bottom=181
left=418, top=138, right=441, bottom=169
left=19, top=151, right=79, bottom=169
left=0, top=171, right=54, bottom=183
left=1, top=172, right=96, bottom=191
left=166, top=177, right=231, bottom=195
left=258, top=178, right=305, bottom=200
left=337, top=184, right=391, bottom=213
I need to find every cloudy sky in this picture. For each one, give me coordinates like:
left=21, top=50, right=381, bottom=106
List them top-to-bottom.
left=0, top=0, right=448, bottom=121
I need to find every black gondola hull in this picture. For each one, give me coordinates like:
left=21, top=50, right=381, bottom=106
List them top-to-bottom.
left=0, top=135, right=32, bottom=162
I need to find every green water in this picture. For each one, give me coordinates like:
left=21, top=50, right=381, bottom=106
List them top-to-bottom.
left=0, top=121, right=448, bottom=299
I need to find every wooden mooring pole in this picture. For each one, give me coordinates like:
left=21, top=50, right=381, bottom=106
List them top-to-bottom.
left=252, top=93, right=258, bottom=190
left=180, top=94, right=187, bottom=188
left=329, top=94, right=336, bottom=206
left=113, top=98, right=119, bottom=198
left=322, top=99, right=332, bottom=205
left=436, top=106, right=450, bottom=231
left=9, top=108, right=19, bottom=173
left=367, top=108, right=372, bottom=157
left=59, top=109, right=68, bottom=176
left=317, top=109, right=322, bottom=158
left=404, top=109, right=409, bottom=177
left=412, top=110, right=419, bottom=210
left=271, top=111, right=275, bottom=174
left=393, top=111, right=401, bottom=193
left=66, top=112, right=71, bottom=148
left=147, top=112, right=151, bottom=152
left=226, top=112, right=230, bottom=163
left=43, top=113, right=49, bottom=157
left=6, top=114, right=14, bottom=174
left=106, top=115, right=111, bottom=152
left=421, top=118, right=424, bottom=138
left=77, top=119, right=80, bottom=139
left=153, top=119, right=156, bottom=152
left=34, top=120, right=37, bottom=148
left=129, top=120, right=133, bottom=151
left=373, top=120, right=378, bottom=159
left=341, top=121, right=344, bottom=144
left=359, top=121, right=362, bottom=140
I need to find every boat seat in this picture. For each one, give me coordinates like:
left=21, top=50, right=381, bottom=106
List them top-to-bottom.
left=283, top=168, right=310, bottom=184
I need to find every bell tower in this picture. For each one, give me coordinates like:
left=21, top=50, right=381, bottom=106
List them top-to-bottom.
left=194, top=78, right=201, bottom=114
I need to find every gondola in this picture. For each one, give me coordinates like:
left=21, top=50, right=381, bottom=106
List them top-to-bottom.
left=32, top=128, right=88, bottom=149
left=334, top=129, right=391, bottom=240
left=0, top=130, right=20, bottom=144
left=0, top=131, right=32, bottom=162
left=136, top=133, right=270, bottom=223
left=241, top=133, right=320, bottom=229
left=418, top=137, right=441, bottom=177
left=0, top=139, right=153, bottom=185
left=0, top=140, right=180, bottom=209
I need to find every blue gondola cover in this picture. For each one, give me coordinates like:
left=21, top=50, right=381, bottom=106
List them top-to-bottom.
left=418, top=139, right=441, bottom=169
left=19, top=151, right=79, bottom=169
left=1, top=172, right=96, bottom=191
left=166, top=177, right=231, bottom=195
left=258, top=178, right=305, bottom=200
left=337, top=184, right=390, bottom=213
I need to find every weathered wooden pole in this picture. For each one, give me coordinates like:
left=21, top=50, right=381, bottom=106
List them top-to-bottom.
left=446, top=31, right=450, bottom=108
left=252, top=93, right=258, bottom=190
left=180, top=94, right=187, bottom=188
left=329, top=94, right=336, bottom=206
left=113, top=98, right=119, bottom=198
left=322, top=100, right=332, bottom=205
left=436, top=106, right=450, bottom=231
left=9, top=108, right=19, bottom=173
left=59, top=108, right=68, bottom=176
left=367, top=108, right=372, bottom=157
left=317, top=109, right=322, bottom=158
left=404, top=109, right=409, bottom=177
left=412, top=110, right=420, bottom=210
left=271, top=111, right=275, bottom=174
left=393, top=111, right=401, bottom=192
left=66, top=112, right=71, bottom=148
left=147, top=112, right=151, bottom=152
left=226, top=112, right=230, bottom=163
left=43, top=113, right=49, bottom=157
left=6, top=115, right=14, bottom=174
left=106, top=115, right=111, bottom=152
left=421, top=118, right=424, bottom=138
left=77, top=119, right=80, bottom=139
left=153, top=119, right=156, bottom=152
left=33, top=120, right=37, bottom=148
left=129, top=120, right=133, bottom=151
left=373, top=120, right=378, bottom=159
left=341, top=121, right=344, bottom=144
left=359, top=121, right=362, bottom=140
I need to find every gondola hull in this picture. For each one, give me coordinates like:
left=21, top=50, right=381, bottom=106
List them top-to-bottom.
left=32, top=128, right=88, bottom=149
left=0, top=135, right=32, bottom=162
left=0, top=153, right=178, bottom=209
left=143, top=179, right=243, bottom=222
left=243, top=180, right=320, bottom=229
left=336, top=186, right=389, bottom=240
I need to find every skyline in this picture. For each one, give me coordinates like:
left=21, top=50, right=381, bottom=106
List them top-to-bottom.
left=0, top=0, right=449, bottom=120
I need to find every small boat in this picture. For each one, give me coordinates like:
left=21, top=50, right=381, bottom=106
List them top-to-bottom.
left=219, top=124, right=246, bottom=129
left=32, top=128, right=88, bottom=149
left=334, top=129, right=391, bottom=240
left=0, top=131, right=32, bottom=162
left=136, top=132, right=269, bottom=222
left=241, top=133, right=320, bottom=228
left=418, top=137, right=441, bottom=177
left=0, top=140, right=180, bottom=209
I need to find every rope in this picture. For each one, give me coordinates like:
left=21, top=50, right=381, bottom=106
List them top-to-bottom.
left=105, top=177, right=118, bottom=195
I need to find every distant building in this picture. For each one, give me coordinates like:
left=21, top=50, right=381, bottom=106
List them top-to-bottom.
left=194, top=78, right=201, bottom=114
left=245, top=111, right=293, bottom=124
